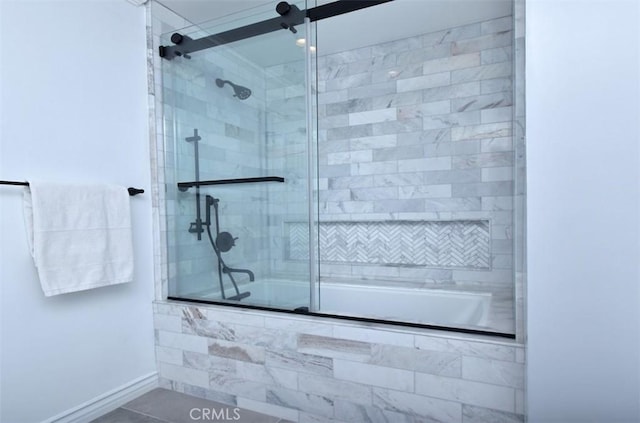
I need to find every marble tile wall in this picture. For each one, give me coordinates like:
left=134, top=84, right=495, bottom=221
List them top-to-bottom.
left=513, top=0, right=527, bottom=342
left=151, top=4, right=522, bottom=302
left=309, top=16, right=517, bottom=291
left=262, top=57, right=313, bottom=283
left=154, top=302, right=525, bottom=422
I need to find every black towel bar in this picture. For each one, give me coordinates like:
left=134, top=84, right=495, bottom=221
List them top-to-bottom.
left=0, top=180, right=144, bottom=196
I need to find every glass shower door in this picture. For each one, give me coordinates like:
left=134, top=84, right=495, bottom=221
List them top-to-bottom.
left=162, top=2, right=315, bottom=311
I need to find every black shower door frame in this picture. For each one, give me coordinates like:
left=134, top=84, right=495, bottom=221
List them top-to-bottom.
left=159, top=0, right=394, bottom=60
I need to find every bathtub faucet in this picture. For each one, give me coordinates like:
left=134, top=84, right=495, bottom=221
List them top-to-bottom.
left=222, top=266, right=255, bottom=282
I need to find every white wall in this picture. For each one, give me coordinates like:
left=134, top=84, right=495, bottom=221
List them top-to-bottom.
left=526, top=0, right=640, bottom=421
left=0, top=1, right=156, bottom=422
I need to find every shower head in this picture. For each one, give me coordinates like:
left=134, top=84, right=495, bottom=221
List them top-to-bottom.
left=215, top=78, right=252, bottom=100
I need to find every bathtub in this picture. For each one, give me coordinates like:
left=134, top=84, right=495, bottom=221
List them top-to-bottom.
left=202, top=279, right=491, bottom=328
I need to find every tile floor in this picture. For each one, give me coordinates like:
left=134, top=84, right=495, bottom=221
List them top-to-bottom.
left=91, top=388, right=290, bottom=423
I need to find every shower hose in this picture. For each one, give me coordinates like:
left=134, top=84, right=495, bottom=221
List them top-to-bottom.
left=204, top=195, right=252, bottom=301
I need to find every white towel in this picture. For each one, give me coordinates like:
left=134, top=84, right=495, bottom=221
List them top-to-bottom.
left=23, top=181, right=134, bottom=296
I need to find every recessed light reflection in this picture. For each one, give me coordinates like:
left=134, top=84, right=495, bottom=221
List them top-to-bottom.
left=296, top=38, right=317, bottom=53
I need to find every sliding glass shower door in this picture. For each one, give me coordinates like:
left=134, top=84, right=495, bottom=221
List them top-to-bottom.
left=161, top=0, right=521, bottom=335
left=163, top=2, right=317, bottom=311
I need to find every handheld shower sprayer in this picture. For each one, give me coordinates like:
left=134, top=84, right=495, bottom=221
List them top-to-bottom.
left=215, top=78, right=252, bottom=100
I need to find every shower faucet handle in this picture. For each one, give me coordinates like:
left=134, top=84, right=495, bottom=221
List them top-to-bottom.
left=216, top=232, right=237, bottom=252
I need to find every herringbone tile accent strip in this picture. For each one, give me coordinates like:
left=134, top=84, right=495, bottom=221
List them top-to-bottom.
left=285, top=220, right=491, bottom=269
left=286, top=223, right=309, bottom=260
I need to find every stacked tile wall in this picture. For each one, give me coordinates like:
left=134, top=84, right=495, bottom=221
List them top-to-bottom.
left=311, top=16, right=516, bottom=294
left=262, top=58, right=313, bottom=282
left=154, top=302, right=525, bottom=423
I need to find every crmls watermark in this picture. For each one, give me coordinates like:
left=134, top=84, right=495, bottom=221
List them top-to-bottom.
left=189, top=407, right=241, bottom=421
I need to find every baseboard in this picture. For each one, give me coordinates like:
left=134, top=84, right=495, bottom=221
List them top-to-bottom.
left=43, top=371, right=158, bottom=423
